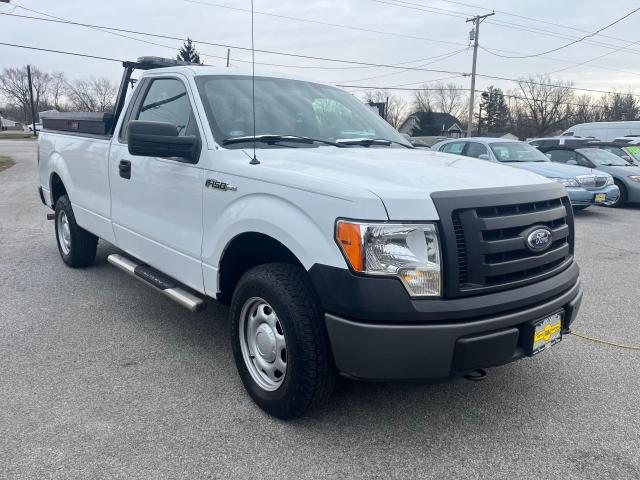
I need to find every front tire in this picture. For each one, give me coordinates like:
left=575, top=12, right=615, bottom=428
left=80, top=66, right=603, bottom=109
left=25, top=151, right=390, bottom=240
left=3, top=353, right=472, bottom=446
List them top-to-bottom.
left=607, top=181, right=627, bottom=208
left=54, top=195, right=98, bottom=267
left=230, top=263, right=336, bottom=419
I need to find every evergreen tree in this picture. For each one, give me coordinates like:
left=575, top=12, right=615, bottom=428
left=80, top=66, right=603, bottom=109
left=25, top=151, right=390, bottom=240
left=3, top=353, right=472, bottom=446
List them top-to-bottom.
left=177, top=38, right=202, bottom=64
left=479, top=86, right=509, bottom=133
left=410, top=110, right=439, bottom=136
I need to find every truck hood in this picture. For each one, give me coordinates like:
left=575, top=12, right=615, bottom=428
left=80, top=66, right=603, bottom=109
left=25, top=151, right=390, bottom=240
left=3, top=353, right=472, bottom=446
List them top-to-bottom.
left=250, top=147, right=555, bottom=219
left=508, top=161, right=598, bottom=178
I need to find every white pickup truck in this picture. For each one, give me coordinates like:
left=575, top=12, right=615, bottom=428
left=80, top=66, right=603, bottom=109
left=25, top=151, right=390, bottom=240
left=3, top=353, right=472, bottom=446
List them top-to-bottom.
left=38, top=57, right=582, bottom=418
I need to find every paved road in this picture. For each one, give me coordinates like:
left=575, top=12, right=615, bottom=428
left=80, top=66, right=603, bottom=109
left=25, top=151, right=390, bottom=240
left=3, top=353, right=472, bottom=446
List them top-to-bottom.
left=1, top=141, right=639, bottom=479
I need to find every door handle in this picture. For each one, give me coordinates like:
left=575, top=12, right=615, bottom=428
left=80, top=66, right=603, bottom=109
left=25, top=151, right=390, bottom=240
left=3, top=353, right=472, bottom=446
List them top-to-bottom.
left=119, top=160, right=131, bottom=179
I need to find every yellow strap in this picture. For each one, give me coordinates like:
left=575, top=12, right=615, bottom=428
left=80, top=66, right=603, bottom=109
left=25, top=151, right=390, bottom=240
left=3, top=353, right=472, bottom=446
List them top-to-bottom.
left=570, top=332, right=640, bottom=351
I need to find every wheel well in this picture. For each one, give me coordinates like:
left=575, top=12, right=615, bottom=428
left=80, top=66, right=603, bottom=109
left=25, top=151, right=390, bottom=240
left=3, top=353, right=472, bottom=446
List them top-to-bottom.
left=50, top=173, right=67, bottom=206
left=217, top=232, right=304, bottom=305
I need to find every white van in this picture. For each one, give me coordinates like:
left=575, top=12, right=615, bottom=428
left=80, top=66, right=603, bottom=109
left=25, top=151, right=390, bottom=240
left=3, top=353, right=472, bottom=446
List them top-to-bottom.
left=562, top=122, right=640, bottom=142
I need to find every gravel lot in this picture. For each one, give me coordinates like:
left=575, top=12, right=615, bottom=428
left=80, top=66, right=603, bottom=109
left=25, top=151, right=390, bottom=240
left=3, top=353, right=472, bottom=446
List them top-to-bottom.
left=1, top=140, right=639, bottom=480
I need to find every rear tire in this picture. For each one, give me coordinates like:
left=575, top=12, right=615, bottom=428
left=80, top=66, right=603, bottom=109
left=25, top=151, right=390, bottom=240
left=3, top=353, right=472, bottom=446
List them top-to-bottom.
left=607, top=181, right=627, bottom=208
left=54, top=195, right=98, bottom=267
left=230, top=263, right=336, bottom=419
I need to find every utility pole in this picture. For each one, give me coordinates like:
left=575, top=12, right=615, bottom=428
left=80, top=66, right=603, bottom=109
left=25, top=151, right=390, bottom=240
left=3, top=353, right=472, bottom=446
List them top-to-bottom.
left=466, top=12, right=494, bottom=138
left=226, top=48, right=231, bottom=67
left=27, top=65, right=37, bottom=137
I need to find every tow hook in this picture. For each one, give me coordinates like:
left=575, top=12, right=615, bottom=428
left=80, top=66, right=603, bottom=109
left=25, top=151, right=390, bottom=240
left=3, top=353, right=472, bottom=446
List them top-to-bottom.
left=464, top=368, right=487, bottom=381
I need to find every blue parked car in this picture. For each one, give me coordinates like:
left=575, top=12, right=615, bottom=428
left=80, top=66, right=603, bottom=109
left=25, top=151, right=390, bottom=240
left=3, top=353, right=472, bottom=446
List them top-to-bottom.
left=431, top=138, right=619, bottom=210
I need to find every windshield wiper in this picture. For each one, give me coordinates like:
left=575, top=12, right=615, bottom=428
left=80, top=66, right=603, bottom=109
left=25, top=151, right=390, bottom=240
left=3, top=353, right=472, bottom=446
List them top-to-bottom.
left=222, top=134, right=344, bottom=147
left=335, top=138, right=413, bottom=148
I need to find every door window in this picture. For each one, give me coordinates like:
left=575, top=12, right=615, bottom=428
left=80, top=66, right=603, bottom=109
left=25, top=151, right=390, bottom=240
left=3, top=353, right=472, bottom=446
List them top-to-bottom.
left=136, top=78, right=196, bottom=137
left=440, top=142, right=465, bottom=154
left=464, top=142, right=489, bottom=159
left=545, top=149, right=576, bottom=163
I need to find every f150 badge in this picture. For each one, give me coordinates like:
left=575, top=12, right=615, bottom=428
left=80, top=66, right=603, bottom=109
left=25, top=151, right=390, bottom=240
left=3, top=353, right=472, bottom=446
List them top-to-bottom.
left=206, top=179, right=237, bottom=192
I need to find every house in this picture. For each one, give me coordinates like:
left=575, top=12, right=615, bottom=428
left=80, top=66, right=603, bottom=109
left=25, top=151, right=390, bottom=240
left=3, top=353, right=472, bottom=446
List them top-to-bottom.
left=399, top=112, right=463, bottom=138
left=0, top=116, right=23, bottom=131
left=479, top=132, right=519, bottom=140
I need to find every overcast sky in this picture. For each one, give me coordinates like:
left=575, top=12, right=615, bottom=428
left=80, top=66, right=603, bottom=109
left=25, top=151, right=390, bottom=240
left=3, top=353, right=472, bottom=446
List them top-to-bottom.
left=2, top=0, right=640, bottom=104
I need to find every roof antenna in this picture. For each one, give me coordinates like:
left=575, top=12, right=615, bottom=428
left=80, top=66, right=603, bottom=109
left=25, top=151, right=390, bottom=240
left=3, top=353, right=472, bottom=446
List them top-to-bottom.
left=249, top=0, right=260, bottom=165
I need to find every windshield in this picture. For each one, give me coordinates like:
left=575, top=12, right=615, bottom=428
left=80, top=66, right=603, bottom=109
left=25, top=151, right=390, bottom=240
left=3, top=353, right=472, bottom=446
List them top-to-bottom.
left=195, top=75, right=410, bottom=148
left=490, top=142, right=550, bottom=162
left=577, top=148, right=631, bottom=166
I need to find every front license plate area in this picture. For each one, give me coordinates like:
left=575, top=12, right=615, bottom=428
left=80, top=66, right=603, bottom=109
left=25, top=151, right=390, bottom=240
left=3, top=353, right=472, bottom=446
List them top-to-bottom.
left=594, top=193, right=607, bottom=202
left=528, top=312, right=563, bottom=356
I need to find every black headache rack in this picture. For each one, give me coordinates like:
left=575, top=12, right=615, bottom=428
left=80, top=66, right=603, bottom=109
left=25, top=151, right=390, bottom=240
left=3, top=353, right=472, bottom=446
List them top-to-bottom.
left=40, top=57, right=198, bottom=136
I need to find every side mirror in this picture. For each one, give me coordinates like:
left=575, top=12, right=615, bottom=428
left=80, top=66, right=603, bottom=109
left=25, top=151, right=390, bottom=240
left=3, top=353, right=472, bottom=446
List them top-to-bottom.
left=128, top=120, right=200, bottom=162
left=545, top=153, right=552, bottom=159
left=478, top=154, right=490, bottom=161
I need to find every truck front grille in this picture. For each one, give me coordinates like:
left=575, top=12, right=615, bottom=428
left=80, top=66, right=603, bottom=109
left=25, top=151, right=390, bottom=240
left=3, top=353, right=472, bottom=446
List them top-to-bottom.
left=432, top=184, right=575, bottom=298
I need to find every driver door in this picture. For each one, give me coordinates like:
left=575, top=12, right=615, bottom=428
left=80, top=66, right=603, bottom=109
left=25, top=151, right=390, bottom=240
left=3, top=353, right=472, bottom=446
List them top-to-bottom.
left=109, top=75, right=205, bottom=292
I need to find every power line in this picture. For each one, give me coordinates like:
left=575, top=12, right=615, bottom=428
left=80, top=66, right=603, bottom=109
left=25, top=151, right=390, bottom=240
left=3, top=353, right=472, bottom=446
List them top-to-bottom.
left=184, top=0, right=467, bottom=49
left=185, top=0, right=640, bottom=77
left=371, top=0, right=640, bottom=57
left=425, top=0, right=639, bottom=46
left=475, top=6, right=640, bottom=59
left=3, top=9, right=638, bottom=79
left=1, top=20, right=639, bottom=98
left=547, top=37, right=640, bottom=75
left=0, top=41, right=124, bottom=63
left=333, top=48, right=468, bottom=83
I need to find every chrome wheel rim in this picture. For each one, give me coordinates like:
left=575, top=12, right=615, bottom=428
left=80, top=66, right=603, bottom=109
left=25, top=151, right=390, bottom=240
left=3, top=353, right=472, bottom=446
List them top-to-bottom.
left=57, top=211, right=71, bottom=255
left=239, top=297, right=287, bottom=391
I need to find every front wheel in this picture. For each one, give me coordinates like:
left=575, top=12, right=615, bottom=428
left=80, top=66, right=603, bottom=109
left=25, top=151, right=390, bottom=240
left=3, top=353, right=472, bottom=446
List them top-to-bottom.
left=606, top=181, right=627, bottom=208
left=54, top=195, right=98, bottom=267
left=230, top=263, right=336, bottom=419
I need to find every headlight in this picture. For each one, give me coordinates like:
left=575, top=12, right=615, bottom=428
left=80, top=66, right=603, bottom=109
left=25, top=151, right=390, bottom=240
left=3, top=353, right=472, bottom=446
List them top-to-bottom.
left=628, top=175, right=640, bottom=183
left=604, top=176, right=614, bottom=186
left=550, top=177, right=580, bottom=187
left=336, top=221, right=441, bottom=297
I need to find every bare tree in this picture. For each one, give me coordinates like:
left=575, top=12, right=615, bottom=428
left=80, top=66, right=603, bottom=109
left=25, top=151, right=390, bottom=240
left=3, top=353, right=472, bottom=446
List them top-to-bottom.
left=0, top=66, right=52, bottom=123
left=50, top=72, right=67, bottom=111
left=517, top=74, right=573, bottom=136
left=65, top=77, right=117, bottom=112
left=413, top=82, right=468, bottom=123
left=366, top=90, right=409, bottom=129
left=570, top=94, right=599, bottom=124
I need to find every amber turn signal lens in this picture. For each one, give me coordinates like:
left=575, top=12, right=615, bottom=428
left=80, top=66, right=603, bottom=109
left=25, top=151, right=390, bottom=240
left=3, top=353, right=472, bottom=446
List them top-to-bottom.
left=336, top=221, right=364, bottom=271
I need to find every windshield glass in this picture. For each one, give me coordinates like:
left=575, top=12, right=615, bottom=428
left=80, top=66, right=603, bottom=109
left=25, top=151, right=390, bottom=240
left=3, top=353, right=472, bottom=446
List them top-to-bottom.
left=195, top=75, right=410, bottom=148
left=490, top=142, right=550, bottom=162
left=625, top=145, right=640, bottom=161
left=577, top=148, right=631, bottom=166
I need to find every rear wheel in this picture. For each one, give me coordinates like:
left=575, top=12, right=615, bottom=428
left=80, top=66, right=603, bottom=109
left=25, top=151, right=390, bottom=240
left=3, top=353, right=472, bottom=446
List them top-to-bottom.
left=607, top=181, right=627, bottom=208
left=54, top=195, right=98, bottom=267
left=230, top=263, right=336, bottom=419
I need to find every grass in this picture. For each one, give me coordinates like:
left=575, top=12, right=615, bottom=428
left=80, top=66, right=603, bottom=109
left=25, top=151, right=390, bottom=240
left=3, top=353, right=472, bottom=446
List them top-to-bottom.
left=0, top=132, right=36, bottom=140
left=0, top=155, right=16, bottom=173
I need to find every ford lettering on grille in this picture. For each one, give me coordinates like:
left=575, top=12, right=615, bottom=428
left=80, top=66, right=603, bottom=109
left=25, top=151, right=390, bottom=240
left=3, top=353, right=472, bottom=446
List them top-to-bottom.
left=526, top=227, right=553, bottom=252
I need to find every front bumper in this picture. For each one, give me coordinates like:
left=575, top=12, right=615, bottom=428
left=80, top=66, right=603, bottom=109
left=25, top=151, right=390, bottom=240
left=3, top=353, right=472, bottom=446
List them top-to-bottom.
left=566, top=184, right=619, bottom=205
left=310, top=262, right=582, bottom=380
left=326, top=281, right=581, bottom=380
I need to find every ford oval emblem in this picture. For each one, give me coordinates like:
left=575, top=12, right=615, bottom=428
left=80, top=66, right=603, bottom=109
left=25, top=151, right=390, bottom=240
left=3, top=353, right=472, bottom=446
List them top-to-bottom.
left=526, top=228, right=553, bottom=252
